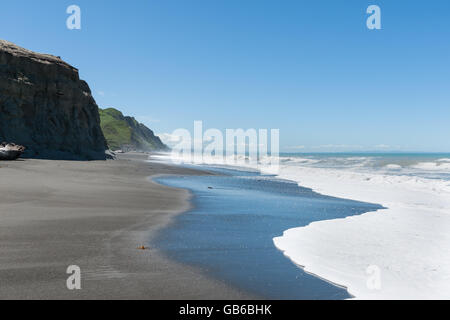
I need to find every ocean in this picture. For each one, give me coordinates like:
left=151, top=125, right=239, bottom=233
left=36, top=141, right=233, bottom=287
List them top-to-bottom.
left=152, top=153, right=450, bottom=299
left=278, top=153, right=450, bottom=181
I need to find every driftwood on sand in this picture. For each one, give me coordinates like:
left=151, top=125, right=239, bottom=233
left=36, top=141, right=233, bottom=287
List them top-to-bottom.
left=0, top=142, right=25, bottom=160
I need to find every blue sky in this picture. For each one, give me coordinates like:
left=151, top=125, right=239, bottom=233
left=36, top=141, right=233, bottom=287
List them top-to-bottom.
left=1, top=0, right=449, bottom=152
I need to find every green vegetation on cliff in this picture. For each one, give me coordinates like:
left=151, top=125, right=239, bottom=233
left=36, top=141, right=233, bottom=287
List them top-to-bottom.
left=99, top=108, right=168, bottom=151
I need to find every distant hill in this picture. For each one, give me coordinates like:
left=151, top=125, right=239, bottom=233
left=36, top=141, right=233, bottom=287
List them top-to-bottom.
left=99, top=108, right=168, bottom=152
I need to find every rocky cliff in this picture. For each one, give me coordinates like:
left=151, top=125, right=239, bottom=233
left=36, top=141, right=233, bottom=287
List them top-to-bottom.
left=0, top=40, right=107, bottom=159
left=99, top=108, right=168, bottom=152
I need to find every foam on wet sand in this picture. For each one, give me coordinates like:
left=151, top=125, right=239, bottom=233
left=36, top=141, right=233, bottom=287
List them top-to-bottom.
left=157, top=153, right=450, bottom=299
left=273, top=165, right=450, bottom=299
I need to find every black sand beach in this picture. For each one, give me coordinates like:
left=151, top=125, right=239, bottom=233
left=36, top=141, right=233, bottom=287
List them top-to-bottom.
left=0, top=153, right=254, bottom=299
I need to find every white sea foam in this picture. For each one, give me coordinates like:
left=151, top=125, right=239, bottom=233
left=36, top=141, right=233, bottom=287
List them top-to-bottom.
left=153, top=152, right=450, bottom=299
left=412, top=161, right=450, bottom=171
left=272, top=164, right=450, bottom=300
left=384, top=164, right=402, bottom=170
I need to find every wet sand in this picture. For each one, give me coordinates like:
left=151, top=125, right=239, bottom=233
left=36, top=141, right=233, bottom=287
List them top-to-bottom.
left=0, top=153, right=254, bottom=299
left=155, top=168, right=381, bottom=299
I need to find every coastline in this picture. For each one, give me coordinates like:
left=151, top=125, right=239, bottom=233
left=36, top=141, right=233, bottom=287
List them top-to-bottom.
left=3, top=152, right=447, bottom=299
left=0, top=153, right=254, bottom=299
left=155, top=154, right=450, bottom=299
left=152, top=165, right=382, bottom=299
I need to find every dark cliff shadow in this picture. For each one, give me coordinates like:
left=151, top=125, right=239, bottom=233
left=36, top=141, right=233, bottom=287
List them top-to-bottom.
left=21, top=150, right=109, bottom=161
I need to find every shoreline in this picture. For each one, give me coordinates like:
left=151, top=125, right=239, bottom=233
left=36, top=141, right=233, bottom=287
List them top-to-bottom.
left=0, top=153, right=255, bottom=299
left=154, top=155, right=450, bottom=299
left=152, top=165, right=380, bottom=299
left=272, top=165, right=450, bottom=299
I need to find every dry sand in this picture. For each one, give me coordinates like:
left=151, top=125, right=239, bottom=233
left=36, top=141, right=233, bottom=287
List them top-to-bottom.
left=0, top=153, right=255, bottom=299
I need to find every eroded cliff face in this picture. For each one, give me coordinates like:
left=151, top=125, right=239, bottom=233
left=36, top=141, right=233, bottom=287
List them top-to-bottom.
left=0, top=40, right=107, bottom=159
